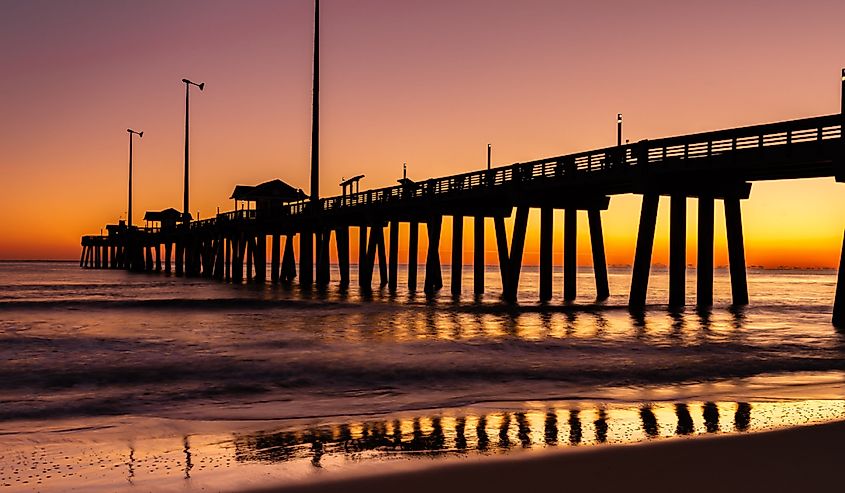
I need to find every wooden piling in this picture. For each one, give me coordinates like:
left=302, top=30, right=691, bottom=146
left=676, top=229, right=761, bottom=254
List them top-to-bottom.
left=629, top=194, right=659, bottom=307
left=669, top=194, right=686, bottom=307
left=697, top=195, right=715, bottom=307
left=724, top=196, right=749, bottom=305
left=505, top=206, right=530, bottom=302
left=539, top=207, right=553, bottom=302
left=564, top=208, right=577, bottom=301
left=588, top=209, right=610, bottom=301
left=451, top=215, right=463, bottom=297
left=494, top=215, right=510, bottom=295
left=424, top=216, right=443, bottom=295
left=473, top=216, right=484, bottom=295
left=388, top=221, right=399, bottom=291
left=408, top=221, right=419, bottom=291
left=358, top=225, right=369, bottom=289
left=337, top=226, right=350, bottom=287
left=376, top=226, right=388, bottom=287
left=300, top=230, right=313, bottom=286
left=833, top=230, right=845, bottom=326
left=256, top=234, right=267, bottom=282
left=271, top=234, right=281, bottom=283
left=282, top=234, right=297, bottom=282
left=246, top=236, right=254, bottom=281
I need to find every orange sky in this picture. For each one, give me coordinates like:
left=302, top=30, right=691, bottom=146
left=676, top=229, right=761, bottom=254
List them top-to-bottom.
left=2, top=0, right=845, bottom=267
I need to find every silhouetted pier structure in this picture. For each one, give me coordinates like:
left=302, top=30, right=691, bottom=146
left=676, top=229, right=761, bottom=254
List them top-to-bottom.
left=78, top=0, right=845, bottom=323
left=81, top=101, right=845, bottom=311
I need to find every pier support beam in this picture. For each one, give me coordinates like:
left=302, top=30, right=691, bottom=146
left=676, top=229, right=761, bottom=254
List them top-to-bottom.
left=629, top=194, right=660, bottom=307
left=669, top=195, right=687, bottom=307
left=697, top=195, right=715, bottom=307
left=724, top=197, right=749, bottom=306
left=504, top=207, right=530, bottom=302
left=539, top=207, right=553, bottom=302
left=564, top=208, right=577, bottom=301
left=588, top=209, right=610, bottom=301
left=451, top=215, right=463, bottom=297
left=494, top=215, right=510, bottom=295
left=424, top=216, right=443, bottom=295
left=474, top=216, right=484, bottom=295
left=388, top=221, right=399, bottom=291
left=408, top=221, right=419, bottom=292
left=358, top=225, right=369, bottom=290
left=337, top=226, right=350, bottom=288
left=376, top=226, right=388, bottom=287
left=300, top=230, right=313, bottom=287
left=316, top=230, right=330, bottom=286
left=834, top=230, right=845, bottom=326
left=271, top=234, right=281, bottom=283
left=281, top=234, right=297, bottom=283
left=255, top=235, right=267, bottom=281
left=246, top=236, right=255, bottom=281
left=176, top=242, right=184, bottom=276
left=165, top=243, right=172, bottom=274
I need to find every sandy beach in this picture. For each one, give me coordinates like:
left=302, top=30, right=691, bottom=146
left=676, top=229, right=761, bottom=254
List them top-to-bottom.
left=253, top=419, right=845, bottom=493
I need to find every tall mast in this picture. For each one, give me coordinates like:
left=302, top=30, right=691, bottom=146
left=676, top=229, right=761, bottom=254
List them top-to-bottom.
left=310, top=0, right=320, bottom=202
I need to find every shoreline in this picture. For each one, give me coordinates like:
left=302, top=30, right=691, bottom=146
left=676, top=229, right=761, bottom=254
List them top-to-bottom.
left=249, top=419, right=845, bottom=493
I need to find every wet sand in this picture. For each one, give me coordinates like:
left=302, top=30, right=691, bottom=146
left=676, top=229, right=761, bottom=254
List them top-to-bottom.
left=252, top=419, right=845, bottom=493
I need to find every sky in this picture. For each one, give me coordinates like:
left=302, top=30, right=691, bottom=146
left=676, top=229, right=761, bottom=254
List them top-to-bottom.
left=1, top=0, right=845, bottom=267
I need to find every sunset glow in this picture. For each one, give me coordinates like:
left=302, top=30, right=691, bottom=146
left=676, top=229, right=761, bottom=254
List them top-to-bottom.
left=2, top=0, right=845, bottom=266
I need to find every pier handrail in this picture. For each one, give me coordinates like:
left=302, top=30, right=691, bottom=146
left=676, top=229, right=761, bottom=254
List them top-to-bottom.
left=168, top=113, right=843, bottom=230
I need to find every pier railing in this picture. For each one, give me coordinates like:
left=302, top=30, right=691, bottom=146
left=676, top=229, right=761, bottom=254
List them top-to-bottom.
left=181, top=113, right=841, bottom=229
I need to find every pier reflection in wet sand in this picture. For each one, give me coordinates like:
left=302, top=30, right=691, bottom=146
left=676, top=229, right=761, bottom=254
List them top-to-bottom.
left=2, top=399, right=844, bottom=492
left=231, top=399, right=844, bottom=468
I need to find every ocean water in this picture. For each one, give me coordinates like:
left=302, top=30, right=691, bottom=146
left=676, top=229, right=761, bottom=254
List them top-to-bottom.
left=1, top=261, right=845, bottom=490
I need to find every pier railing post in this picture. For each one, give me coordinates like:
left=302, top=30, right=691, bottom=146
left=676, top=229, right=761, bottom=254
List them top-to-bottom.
left=629, top=194, right=659, bottom=307
left=669, top=194, right=687, bottom=307
left=539, top=207, right=553, bottom=302
left=588, top=209, right=610, bottom=301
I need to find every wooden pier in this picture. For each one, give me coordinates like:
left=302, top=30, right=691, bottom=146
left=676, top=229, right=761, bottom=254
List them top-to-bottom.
left=79, top=1, right=845, bottom=325
left=82, top=103, right=845, bottom=316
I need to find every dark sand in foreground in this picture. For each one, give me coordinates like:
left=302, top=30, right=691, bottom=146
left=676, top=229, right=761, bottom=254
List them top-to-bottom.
left=251, top=420, right=844, bottom=493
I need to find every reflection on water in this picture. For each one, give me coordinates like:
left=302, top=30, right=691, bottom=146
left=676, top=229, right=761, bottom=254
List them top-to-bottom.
left=2, top=399, right=844, bottom=492
left=229, top=399, right=842, bottom=468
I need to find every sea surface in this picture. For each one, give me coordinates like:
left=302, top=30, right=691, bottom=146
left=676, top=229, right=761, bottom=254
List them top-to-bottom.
left=1, top=261, right=845, bottom=491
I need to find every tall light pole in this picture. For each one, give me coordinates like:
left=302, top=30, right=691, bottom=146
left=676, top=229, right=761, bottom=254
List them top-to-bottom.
left=310, top=0, right=320, bottom=203
left=181, top=78, right=205, bottom=224
left=617, top=113, right=623, bottom=146
left=127, top=129, right=143, bottom=229
left=487, top=144, right=492, bottom=170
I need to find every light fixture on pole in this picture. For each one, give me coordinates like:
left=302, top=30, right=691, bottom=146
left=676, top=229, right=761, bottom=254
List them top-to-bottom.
left=181, top=78, right=205, bottom=224
left=617, top=113, right=623, bottom=146
left=127, top=129, right=143, bottom=230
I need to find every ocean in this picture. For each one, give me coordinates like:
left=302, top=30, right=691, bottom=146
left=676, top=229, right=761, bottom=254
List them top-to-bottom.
left=1, top=261, right=844, bottom=491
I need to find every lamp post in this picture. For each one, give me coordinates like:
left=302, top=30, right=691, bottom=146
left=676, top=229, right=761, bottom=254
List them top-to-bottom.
left=181, top=78, right=205, bottom=224
left=617, top=113, right=623, bottom=146
left=127, top=129, right=143, bottom=230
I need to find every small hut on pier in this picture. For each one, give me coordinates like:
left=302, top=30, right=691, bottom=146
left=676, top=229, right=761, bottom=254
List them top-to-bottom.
left=229, top=179, right=307, bottom=217
left=143, top=208, right=185, bottom=231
